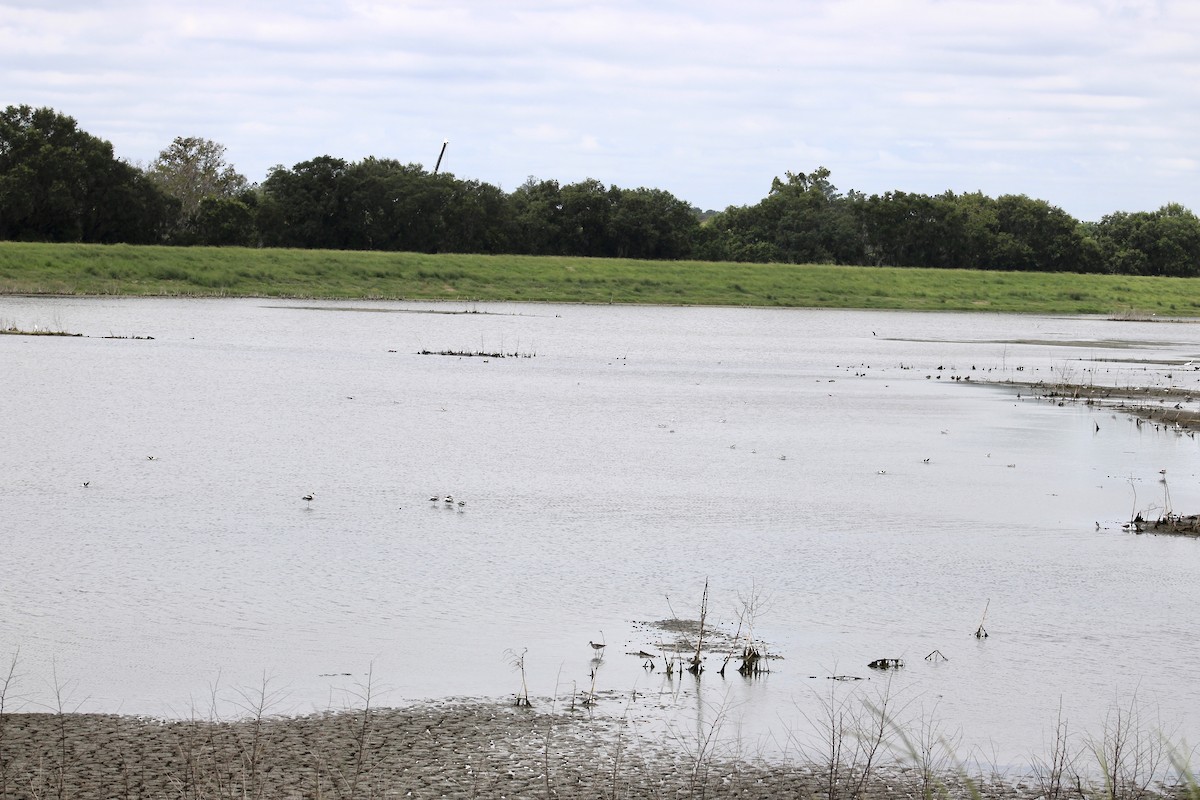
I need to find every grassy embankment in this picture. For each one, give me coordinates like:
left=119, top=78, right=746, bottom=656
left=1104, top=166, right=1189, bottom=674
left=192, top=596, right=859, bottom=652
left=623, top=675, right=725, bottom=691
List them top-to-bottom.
left=1, top=240, right=1199, bottom=315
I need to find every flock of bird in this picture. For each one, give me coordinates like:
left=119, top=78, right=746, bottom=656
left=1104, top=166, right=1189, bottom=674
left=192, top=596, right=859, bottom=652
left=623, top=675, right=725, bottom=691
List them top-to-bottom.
left=79, top=463, right=467, bottom=511
left=298, top=492, right=466, bottom=506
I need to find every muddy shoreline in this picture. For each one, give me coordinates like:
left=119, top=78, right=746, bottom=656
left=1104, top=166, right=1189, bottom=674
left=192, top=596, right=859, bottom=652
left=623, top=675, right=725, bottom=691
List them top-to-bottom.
left=991, top=379, right=1200, bottom=430
left=0, top=702, right=1193, bottom=799
left=0, top=703, right=1016, bottom=799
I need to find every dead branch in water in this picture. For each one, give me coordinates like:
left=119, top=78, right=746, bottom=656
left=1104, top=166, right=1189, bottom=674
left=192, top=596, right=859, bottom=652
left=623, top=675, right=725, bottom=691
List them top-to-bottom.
left=688, top=580, right=708, bottom=676
left=975, top=600, right=990, bottom=639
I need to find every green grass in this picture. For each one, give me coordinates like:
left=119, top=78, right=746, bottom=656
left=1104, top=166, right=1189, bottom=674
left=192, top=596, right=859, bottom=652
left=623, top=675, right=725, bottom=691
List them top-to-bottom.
left=0, top=241, right=1197, bottom=315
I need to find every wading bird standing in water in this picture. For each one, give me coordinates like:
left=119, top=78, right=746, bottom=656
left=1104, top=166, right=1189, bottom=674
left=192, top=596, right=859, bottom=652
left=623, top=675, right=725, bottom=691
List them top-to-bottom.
left=589, top=631, right=607, bottom=656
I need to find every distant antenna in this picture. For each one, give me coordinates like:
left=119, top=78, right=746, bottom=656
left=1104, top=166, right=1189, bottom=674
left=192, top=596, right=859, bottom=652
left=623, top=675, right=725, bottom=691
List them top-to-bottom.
left=434, top=140, right=448, bottom=174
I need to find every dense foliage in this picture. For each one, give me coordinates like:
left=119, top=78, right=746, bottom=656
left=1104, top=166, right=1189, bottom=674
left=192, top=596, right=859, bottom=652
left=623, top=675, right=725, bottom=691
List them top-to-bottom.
left=2, top=105, right=1199, bottom=277
left=0, top=106, right=176, bottom=244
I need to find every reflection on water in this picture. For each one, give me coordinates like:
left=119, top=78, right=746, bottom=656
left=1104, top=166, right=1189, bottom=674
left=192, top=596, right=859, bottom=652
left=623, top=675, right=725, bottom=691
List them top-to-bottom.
left=2, top=297, right=1199, bottom=767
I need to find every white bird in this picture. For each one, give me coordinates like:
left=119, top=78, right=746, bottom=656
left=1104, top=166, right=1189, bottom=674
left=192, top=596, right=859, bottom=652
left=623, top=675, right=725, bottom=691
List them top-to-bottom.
left=302, top=493, right=314, bottom=502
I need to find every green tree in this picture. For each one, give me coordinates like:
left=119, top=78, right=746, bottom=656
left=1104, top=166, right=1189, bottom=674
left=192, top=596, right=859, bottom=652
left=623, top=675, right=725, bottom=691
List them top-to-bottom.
left=0, top=105, right=173, bottom=243
left=147, top=136, right=249, bottom=243
left=148, top=137, right=247, bottom=215
left=258, top=156, right=350, bottom=249
left=338, top=158, right=458, bottom=253
left=84, top=159, right=179, bottom=244
left=705, top=168, right=861, bottom=264
left=441, top=178, right=513, bottom=254
left=509, top=178, right=567, bottom=255
left=559, top=178, right=615, bottom=257
left=608, top=186, right=698, bottom=259
left=194, top=193, right=258, bottom=246
left=986, top=194, right=1086, bottom=272
left=1094, top=204, right=1200, bottom=276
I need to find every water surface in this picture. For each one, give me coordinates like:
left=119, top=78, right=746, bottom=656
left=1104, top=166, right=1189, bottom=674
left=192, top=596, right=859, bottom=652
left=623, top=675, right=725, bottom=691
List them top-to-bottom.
left=2, top=297, right=1198, bottom=768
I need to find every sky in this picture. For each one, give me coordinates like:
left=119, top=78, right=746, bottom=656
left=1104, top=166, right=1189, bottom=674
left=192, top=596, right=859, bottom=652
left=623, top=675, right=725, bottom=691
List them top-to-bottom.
left=2, top=0, right=1198, bottom=221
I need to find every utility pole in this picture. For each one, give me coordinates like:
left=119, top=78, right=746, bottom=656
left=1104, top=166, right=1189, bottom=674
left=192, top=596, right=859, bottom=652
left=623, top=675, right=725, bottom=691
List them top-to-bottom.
left=434, top=140, right=448, bottom=174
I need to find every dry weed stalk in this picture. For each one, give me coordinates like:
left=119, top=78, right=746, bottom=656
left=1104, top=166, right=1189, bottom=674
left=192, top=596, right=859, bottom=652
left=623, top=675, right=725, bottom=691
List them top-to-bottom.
left=689, top=579, right=709, bottom=676
left=721, top=582, right=773, bottom=678
left=505, top=648, right=533, bottom=707
left=0, top=650, right=20, bottom=800
left=336, top=666, right=380, bottom=799
left=229, top=672, right=288, bottom=800
left=798, top=676, right=906, bottom=800
left=666, top=694, right=731, bottom=798
left=1086, top=695, right=1172, bottom=800
left=889, top=700, right=964, bottom=800
left=1030, top=701, right=1079, bottom=800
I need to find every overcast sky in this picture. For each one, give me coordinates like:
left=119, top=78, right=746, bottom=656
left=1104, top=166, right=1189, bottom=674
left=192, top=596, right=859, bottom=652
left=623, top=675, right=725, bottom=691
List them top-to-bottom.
left=3, top=0, right=1197, bottom=220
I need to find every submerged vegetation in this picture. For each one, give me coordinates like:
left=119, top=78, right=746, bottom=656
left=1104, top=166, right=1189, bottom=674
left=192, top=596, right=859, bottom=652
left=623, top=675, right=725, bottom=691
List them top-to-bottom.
left=3, top=241, right=1200, bottom=316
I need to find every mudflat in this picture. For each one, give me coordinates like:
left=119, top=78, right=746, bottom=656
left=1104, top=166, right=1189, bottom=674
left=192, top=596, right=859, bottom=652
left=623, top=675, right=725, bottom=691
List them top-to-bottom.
left=0, top=702, right=1051, bottom=799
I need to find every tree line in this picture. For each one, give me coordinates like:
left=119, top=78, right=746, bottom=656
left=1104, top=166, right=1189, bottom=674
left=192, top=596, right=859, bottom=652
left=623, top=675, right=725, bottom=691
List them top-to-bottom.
left=2, top=105, right=1198, bottom=277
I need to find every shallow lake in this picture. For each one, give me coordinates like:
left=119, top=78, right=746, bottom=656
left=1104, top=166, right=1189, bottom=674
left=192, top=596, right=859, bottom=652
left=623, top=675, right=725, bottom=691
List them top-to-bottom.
left=2, top=297, right=1198, bottom=770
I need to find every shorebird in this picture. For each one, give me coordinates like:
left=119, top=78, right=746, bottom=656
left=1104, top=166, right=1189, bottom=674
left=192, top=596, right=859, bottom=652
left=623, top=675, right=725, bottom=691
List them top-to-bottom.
left=146, top=455, right=156, bottom=460
left=82, top=481, right=90, bottom=487
left=302, top=493, right=314, bottom=502
left=444, top=495, right=454, bottom=504
left=589, top=641, right=606, bottom=653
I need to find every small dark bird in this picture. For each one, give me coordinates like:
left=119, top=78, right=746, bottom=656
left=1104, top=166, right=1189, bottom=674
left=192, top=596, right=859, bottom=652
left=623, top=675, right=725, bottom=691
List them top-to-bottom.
left=146, top=455, right=156, bottom=460
left=82, top=481, right=90, bottom=487
left=302, top=493, right=314, bottom=502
